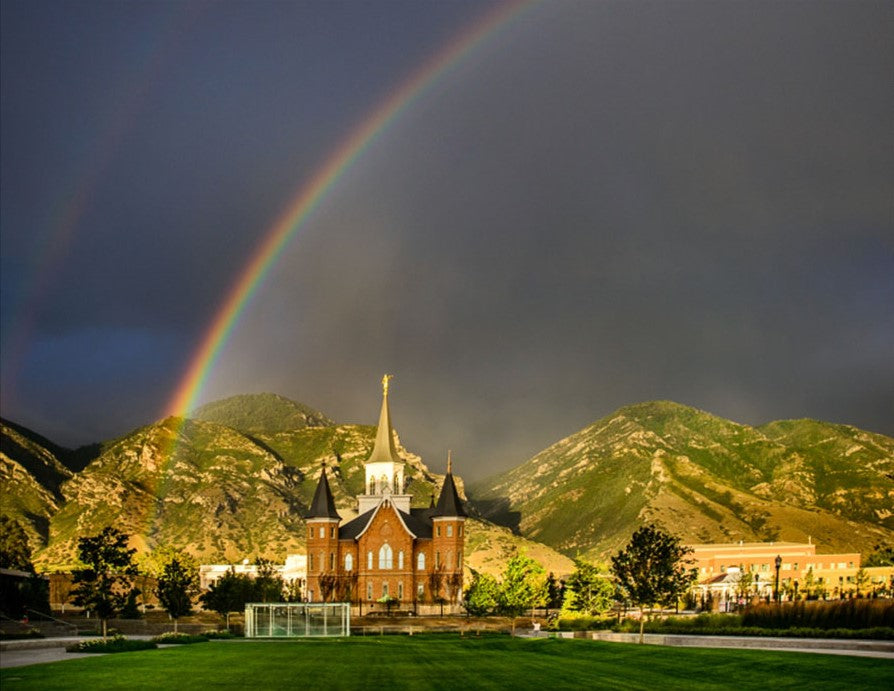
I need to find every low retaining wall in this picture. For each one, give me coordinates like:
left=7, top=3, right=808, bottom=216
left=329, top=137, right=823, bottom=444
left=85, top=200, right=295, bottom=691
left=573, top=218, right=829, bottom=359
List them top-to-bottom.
left=590, top=632, right=894, bottom=654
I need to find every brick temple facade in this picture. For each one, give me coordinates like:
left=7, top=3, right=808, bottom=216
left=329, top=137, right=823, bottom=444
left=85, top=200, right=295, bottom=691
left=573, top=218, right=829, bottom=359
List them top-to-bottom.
left=304, top=376, right=466, bottom=611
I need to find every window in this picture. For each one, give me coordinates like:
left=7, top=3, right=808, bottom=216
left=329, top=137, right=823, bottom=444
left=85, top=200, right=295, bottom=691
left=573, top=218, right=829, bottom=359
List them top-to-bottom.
left=436, top=525, right=441, bottom=537
left=447, top=525, right=453, bottom=537
left=459, top=525, right=463, bottom=537
left=308, top=526, right=312, bottom=539
left=330, top=527, right=336, bottom=539
left=379, top=544, right=393, bottom=569
left=398, top=550, right=404, bottom=570
left=368, top=551, right=373, bottom=570
left=435, top=551, right=440, bottom=568
left=447, top=551, right=453, bottom=568
left=308, top=553, right=313, bottom=570
left=330, top=553, right=335, bottom=569
left=417, top=553, right=425, bottom=570
left=345, top=554, right=353, bottom=571
left=367, top=582, right=372, bottom=600
left=398, top=582, right=403, bottom=600
left=382, top=583, right=389, bottom=597
left=417, top=583, right=424, bottom=599
left=308, top=589, right=314, bottom=602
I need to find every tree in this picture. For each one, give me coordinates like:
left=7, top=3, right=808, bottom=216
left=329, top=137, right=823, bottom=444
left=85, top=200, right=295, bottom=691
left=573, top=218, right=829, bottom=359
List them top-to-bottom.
left=0, top=516, right=33, bottom=571
left=610, top=525, right=696, bottom=644
left=71, top=527, right=137, bottom=640
left=864, top=543, right=894, bottom=567
left=498, top=553, right=548, bottom=632
left=156, top=557, right=199, bottom=632
left=252, top=557, right=284, bottom=602
left=562, top=560, right=614, bottom=616
left=428, top=565, right=446, bottom=613
left=200, top=568, right=253, bottom=630
left=855, top=568, right=870, bottom=598
left=463, top=570, right=500, bottom=616
left=545, top=572, right=565, bottom=611
left=318, top=573, right=338, bottom=603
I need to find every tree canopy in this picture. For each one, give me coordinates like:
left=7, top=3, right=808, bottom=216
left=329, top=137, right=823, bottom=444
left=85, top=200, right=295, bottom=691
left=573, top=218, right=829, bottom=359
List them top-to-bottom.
left=0, top=515, right=34, bottom=571
left=611, top=525, right=696, bottom=642
left=71, top=527, right=137, bottom=639
left=156, top=556, right=200, bottom=632
left=562, top=560, right=613, bottom=616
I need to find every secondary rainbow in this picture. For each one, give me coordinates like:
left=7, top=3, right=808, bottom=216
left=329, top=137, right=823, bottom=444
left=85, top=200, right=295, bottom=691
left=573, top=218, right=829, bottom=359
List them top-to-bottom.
left=165, top=0, right=535, bottom=419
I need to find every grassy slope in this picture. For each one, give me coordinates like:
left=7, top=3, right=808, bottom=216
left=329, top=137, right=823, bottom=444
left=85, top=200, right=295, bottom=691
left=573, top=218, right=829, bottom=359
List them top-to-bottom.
left=470, top=401, right=894, bottom=560
left=2, top=637, right=891, bottom=690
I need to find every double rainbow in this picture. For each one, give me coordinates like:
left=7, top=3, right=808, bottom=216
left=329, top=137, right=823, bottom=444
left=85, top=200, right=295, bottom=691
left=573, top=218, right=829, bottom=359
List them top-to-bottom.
left=165, top=0, right=534, bottom=420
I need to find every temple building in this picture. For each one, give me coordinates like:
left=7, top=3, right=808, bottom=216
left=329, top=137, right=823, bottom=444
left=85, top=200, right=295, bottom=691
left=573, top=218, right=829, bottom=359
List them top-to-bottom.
left=305, top=375, right=466, bottom=612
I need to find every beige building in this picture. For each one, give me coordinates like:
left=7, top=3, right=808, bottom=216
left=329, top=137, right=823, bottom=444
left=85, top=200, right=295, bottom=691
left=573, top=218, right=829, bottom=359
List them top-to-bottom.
left=689, top=540, right=893, bottom=607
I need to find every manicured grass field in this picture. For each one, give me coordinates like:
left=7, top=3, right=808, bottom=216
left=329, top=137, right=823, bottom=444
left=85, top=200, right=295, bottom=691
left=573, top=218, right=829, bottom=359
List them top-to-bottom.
left=2, top=635, right=892, bottom=690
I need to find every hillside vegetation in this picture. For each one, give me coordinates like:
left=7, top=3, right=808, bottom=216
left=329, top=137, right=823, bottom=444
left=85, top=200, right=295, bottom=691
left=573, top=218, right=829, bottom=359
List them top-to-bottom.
left=469, top=401, right=893, bottom=561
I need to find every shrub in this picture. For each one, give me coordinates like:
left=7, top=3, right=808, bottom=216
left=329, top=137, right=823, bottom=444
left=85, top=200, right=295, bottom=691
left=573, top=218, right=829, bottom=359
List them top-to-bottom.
left=742, top=600, right=894, bottom=630
left=556, top=615, right=616, bottom=631
left=0, top=628, right=45, bottom=640
left=202, top=629, right=237, bottom=639
left=151, top=632, right=208, bottom=644
left=66, top=634, right=157, bottom=653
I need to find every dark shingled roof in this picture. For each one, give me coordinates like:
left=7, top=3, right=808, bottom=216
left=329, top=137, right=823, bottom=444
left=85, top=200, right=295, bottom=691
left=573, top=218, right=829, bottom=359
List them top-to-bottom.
left=307, top=467, right=340, bottom=519
left=432, top=472, right=466, bottom=517
left=337, top=503, right=434, bottom=540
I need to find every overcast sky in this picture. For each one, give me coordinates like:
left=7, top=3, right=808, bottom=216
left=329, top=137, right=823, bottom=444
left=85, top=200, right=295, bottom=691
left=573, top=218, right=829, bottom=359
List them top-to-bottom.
left=2, top=0, right=892, bottom=480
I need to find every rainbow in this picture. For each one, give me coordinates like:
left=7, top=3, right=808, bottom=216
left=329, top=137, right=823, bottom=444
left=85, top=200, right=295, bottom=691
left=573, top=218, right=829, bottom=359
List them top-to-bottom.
left=165, top=0, right=535, bottom=419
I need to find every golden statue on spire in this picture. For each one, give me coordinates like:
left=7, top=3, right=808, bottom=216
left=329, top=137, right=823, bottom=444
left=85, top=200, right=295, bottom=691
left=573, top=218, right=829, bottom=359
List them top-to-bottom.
left=382, top=373, right=393, bottom=396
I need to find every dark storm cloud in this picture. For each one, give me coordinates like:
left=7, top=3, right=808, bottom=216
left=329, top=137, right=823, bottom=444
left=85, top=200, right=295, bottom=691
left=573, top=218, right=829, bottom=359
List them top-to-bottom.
left=2, top=1, right=891, bottom=479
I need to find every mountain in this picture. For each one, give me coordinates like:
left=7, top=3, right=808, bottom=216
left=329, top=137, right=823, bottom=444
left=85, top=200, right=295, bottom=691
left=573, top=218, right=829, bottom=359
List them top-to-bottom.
left=192, top=393, right=334, bottom=434
left=10, top=398, right=572, bottom=574
left=469, top=401, right=894, bottom=561
left=0, top=418, right=73, bottom=550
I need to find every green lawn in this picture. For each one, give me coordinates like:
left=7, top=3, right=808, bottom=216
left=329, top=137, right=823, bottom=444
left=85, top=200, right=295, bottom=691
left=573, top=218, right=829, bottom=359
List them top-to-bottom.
left=2, top=635, right=892, bottom=690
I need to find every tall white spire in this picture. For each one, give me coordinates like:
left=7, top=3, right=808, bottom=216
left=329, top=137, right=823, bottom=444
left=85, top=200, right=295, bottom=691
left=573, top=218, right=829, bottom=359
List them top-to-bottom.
left=359, top=375, right=409, bottom=514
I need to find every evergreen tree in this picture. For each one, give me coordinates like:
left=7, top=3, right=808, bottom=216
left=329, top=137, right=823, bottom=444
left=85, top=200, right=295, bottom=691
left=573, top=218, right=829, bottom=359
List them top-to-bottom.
left=0, top=515, right=33, bottom=571
left=610, top=525, right=696, bottom=643
left=71, top=527, right=137, bottom=640
left=156, top=557, right=200, bottom=631
left=562, top=560, right=613, bottom=616
left=462, top=571, right=500, bottom=616
left=545, top=572, right=564, bottom=610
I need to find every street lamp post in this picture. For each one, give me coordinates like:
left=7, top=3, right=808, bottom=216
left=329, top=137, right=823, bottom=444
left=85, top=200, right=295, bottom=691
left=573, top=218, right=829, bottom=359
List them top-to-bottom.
left=774, top=555, right=782, bottom=604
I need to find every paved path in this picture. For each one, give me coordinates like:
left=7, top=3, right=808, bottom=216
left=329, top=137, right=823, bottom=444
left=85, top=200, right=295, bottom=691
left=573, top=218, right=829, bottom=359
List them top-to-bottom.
left=0, top=636, right=157, bottom=669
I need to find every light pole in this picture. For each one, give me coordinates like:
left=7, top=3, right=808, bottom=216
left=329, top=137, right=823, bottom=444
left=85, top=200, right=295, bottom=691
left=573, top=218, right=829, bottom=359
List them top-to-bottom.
left=774, top=555, right=782, bottom=604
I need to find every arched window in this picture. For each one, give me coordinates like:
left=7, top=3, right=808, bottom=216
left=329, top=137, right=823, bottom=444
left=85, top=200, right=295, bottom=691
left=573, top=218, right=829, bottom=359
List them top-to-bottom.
left=379, top=544, right=393, bottom=569
left=398, top=550, right=404, bottom=570
left=367, top=551, right=373, bottom=570
left=417, top=552, right=425, bottom=571
left=345, top=554, right=353, bottom=571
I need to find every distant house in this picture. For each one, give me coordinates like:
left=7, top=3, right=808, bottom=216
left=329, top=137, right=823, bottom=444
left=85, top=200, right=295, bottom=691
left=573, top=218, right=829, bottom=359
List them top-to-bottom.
left=305, top=376, right=466, bottom=613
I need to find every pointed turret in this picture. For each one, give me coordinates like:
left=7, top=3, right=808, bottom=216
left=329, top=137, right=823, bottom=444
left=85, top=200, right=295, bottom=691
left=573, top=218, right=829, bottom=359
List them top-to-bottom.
left=433, top=451, right=466, bottom=517
left=307, top=464, right=340, bottom=519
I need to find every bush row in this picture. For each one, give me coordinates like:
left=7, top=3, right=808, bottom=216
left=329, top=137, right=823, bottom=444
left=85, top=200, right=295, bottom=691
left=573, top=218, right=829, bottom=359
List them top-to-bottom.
left=741, top=600, right=893, bottom=629
left=66, top=635, right=158, bottom=653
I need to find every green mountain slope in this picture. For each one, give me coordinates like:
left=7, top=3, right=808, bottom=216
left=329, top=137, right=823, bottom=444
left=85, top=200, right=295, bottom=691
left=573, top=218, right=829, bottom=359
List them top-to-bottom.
left=192, top=393, right=334, bottom=434
left=469, top=401, right=894, bottom=561
left=28, top=402, right=574, bottom=573
left=0, top=419, right=73, bottom=549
